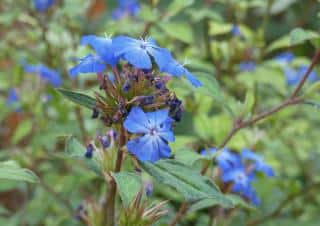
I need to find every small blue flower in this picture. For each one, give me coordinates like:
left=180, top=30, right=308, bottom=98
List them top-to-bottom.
left=33, top=0, right=55, bottom=12
left=112, top=0, right=140, bottom=20
left=231, top=25, right=242, bottom=37
left=80, top=35, right=119, bottom=66
left=112, top=36, right=172, bottom=70
left=274, top=52, right=294, bottom=65
left=69, top=54, right=106, bottom=77
left=161, top=60, right=202, bottom=87
left=239, top=61, right=256, bottom=72
left=24, top=63, right=62, bottom=87
left=284, top=65, right=318, bottom=86
left=6, top=88, right=19, bottom=106
left=124, top=107, right=175, bottom=162
left=216, top=148, right=241, bottom=171
left=241, top=149, right=274, bottom=177
left=221, top=165, right=255, bottom=197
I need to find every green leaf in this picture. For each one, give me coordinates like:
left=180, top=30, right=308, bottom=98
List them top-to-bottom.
left=166, top=0, right=194, bottom=19
left=158, top=22, right=193, bottom=43
left=209, top=22, right=232, bottom=36
left=290, top=28, right=320, bottom=46
left=303, top=81, right=320, bottom=98
left=57, top=89, right=96, bottom=109
left=242, top=89, right=255, bottom=117
left=11, top=120, right=33, bottom=144
left=65, top=136, right=101, bottom=175
left=174, top=149, right=205, bottom=166
left=141, top=159, right=232, bottom=206
left=0, top=161, right=39, bottom=183
left=112, top=172, right=142, bottom=207
left=188, top=194, right=254, bottom=213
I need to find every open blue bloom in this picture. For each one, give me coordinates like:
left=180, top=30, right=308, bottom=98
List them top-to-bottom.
left=33, top=0, right=55, bottom=12
left=112, top=0, right=140, bottom=20
left=231, top=25, right=242, bottom=37
left=80, top=35, right=119, bottom=66
left=112, top=36, right=172, bottom=70
left=274, top=52, right=294, bottom=65
left=69, top=54, right=106, bottom=77
left=161, top=59, right=202, bottom=87
left=239, top=61, right=256, bottom=72
left=24, top=63, right=61, bottom=87
left=284, top=65, right=318, bottom=86
left=6, top=88, right=19, bottom=106
left=124, top=106, right=175, bottom=162
left=216, top=148, right=241, bottom=171
left=241, top=149, right=274, bottom=177
left=222, top=165, right=255, bottom=195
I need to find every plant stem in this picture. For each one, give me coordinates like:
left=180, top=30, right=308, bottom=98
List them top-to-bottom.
left=104, top=124, right=126, bottom=226
left=168, top=203, right=189, bottom=226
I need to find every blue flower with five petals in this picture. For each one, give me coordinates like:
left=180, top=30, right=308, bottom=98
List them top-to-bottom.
left=112, top=36, right=172, bottom=70
left=124, top=106, right=175, bottom=162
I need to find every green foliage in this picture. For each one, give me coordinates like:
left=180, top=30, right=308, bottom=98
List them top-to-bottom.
left=0, top=161, right=39, bottom=183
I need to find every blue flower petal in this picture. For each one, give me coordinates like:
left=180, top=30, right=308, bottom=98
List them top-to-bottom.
left=33, top=0, right=55, bottom=12
left=80, top=35, right=118, bottom=66
left=123, top=48, right=152, bottom=69
left=69, top=54, right=106, bottom=77
left=185, top=71, right=202, bottom=87
left=124, top=107, right=150, bottom=133
left=127, top=135, right=171, bottom=162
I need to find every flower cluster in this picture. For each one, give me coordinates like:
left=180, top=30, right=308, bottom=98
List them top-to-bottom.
left=33, top=0, right=55, bottom=12
left=112, top=0, right=140, bottom=20
left=70, top=35, right=201, bottom=162
left=274, top=52, right=318, bottom=85
left=201, top=148, right=274, bottom=205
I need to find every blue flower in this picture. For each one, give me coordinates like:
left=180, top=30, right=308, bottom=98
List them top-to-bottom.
left=33, top=0, right=55, bottom=12
left=112, top=0, right=140, bottom=20
left=231, top=25, right=242, bottom=37
left=80, top=35, right=119, bottom=66
left=112, top=36, right=172, bottom=70
left=274, top=52, right=294, bottom=65
left=69, top=54, right=106, bottom=77
left=161, top=59, right=202, bottom=87
left=239, top=61, right=256, bottom=72
left=24, top=63, right=62, bottom=87
left=284, top=65, right=318, bottom=86
left=6, top=88, right=19, bottom=106
left=124, top=107, right=175, bottom=162
left=216, top=148, right=241, bottom=171
left=241, top=149, right=274, bottom=177
left=222, top=165, right=254, bottom=191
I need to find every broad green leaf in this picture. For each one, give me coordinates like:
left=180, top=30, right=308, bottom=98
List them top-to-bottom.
left=166, top=0, right=194, bottom=19
left=270, top=0, right=297, bottom=14
left=186, top=8, right=222, bottom=22
left=158, top=22, right=193, bottom=43
left=209, top=22, right=232, bottom=36
left=267, top=28, right=320, bottom=53
left=290, top=28, right=320, bottom=46
left=195, top=72, right=223, bottom=102
left=303, top=81, right=320, bottom=98
left=57, top=89, right=96, bottom=109
left=242, top=89, right=255, bottom=117
left=11, top=120, right=33, bottom=144
left=65, top=136, right=101, bottom=175
left=174, top=149, right=204, bottom=166
left=141, top=159, right=232, bottom=206
left=0, top=161, right=39, bottom=183
left=112, top=172, right=142, bottom=207
left=188, top=194, right=254, bottom=213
